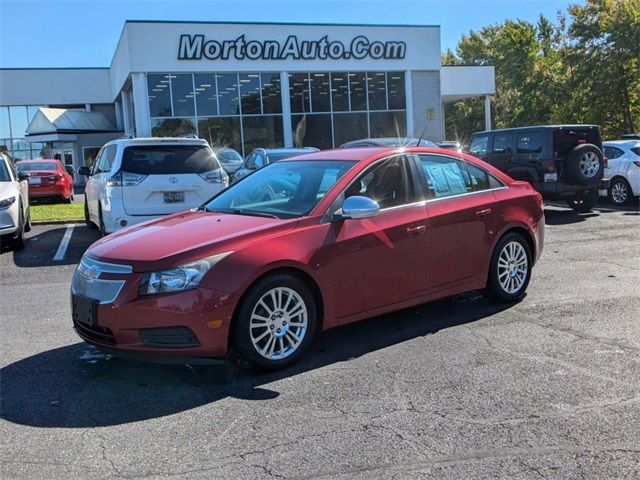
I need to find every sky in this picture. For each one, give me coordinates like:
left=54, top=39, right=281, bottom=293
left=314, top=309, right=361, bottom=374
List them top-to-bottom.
left=0, top=0, right=578, bottom=68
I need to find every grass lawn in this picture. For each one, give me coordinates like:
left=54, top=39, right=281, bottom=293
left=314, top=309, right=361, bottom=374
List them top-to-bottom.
left=30, top=203, right=84, bottom=223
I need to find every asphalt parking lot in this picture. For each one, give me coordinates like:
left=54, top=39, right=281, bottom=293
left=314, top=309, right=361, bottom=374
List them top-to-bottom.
left=1, top=202, right=639, bottom=479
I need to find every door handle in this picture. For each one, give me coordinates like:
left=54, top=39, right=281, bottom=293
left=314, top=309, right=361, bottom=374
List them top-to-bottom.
left=475, top=208, right=492, bottom=218
left=406, top=225, right=427, bottom=235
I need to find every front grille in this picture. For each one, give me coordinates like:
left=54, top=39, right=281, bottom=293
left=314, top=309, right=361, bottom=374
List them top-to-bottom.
left=71, top=269, right=125, bottom=304
left=74, top=320, right=116, bottom=345
left=139, top=327, right=199, bottom=348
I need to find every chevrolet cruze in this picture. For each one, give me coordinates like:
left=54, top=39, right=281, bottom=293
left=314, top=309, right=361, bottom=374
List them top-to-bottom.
left=71, top=147, right=544, bottom=370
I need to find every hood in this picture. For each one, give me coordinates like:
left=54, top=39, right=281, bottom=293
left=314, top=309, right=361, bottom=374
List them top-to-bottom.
left=0, top=181, right=18, bottom=200
left=87, top=210, right=297, bottom=271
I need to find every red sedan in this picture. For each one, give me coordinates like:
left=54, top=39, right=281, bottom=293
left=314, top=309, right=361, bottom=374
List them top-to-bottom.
left=71, top=147, right=544, bottom=370
left=15, top=159, right=74, bottom=203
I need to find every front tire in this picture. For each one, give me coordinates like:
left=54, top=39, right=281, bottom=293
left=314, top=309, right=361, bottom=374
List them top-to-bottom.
left=608, top=178, right=632, bottom=206
left=567, top=189, right=599, bottom=213
left=483, top=233, right=532, bottom=303
left=234, top=274, right=317, bottom=371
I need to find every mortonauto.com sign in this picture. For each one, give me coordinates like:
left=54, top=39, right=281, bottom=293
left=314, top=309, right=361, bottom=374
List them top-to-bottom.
left=178, top=34, right=407, bottom=61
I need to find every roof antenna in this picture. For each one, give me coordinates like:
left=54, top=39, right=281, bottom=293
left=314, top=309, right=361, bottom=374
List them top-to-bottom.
left=416, top=123, right=428, bottom=147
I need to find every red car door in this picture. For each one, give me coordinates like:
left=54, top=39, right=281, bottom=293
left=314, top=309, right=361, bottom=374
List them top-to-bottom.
left=415, top=153, right=500, bottom=293
left=319, top=155, right=430, bottom=320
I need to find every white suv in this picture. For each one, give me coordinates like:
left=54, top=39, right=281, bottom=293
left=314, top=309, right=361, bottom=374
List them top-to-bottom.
left=80, top=137, right=228, bottom=234
left=601, top=140, right=640, bottom=205
left=0, top=152, right=30, bottom=250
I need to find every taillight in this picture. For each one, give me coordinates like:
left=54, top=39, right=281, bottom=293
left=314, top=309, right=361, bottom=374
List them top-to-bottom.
left=603, top=156, right=608, bottom=169
left=633, top=161, right=640, bottom=168
left=199, top=168, right=229, bottom=185
left=106, top=171, right=147, bottom=186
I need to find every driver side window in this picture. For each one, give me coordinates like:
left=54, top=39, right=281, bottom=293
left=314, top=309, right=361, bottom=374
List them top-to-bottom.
left=346, top=156, right=415, bottom=209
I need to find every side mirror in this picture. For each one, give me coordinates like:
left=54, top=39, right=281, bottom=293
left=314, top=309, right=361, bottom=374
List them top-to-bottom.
left=78, top=166, right=91, bottom=176
left=18, top=172, right=30, bottom=181
left=336, top=195, right=380, bottom=220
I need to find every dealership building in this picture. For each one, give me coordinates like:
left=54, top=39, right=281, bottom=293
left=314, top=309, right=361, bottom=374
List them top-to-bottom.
left=0, top=21, right=495, bottom=182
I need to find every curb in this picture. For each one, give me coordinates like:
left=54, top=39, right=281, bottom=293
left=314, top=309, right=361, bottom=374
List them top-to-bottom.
left=31, top=220, right=84, bottom=226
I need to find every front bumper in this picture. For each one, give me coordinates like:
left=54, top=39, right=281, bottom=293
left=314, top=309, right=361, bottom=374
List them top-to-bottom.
left=0, top=204, right=19, bottom=237
left=71, top=269, right=237, bottom=361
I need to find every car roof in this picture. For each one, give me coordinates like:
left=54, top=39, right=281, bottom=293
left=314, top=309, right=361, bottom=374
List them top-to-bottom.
left=472, top=125, right=600, bottom=135
left=109, top=137, right=208, bottom=145
left=603, top=140, right=640, bottom=146
left=279, top=146, right=471, bottom=162
left=261, top=147, right=319, bottom=153
left=15, top=159, right=60, bottom=163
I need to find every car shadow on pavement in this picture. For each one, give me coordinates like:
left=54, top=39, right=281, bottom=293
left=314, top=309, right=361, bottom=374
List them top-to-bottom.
left=544, top=208, right=599, bottom=225
left=10, top=225, right=99, bottom=267
left=1, top=292, right=513, bottom=429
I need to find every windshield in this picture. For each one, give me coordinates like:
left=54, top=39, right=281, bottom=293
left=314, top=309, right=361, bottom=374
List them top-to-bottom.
left=122, top=145, right=221, bottom=175
left=214, top=149, right=243, bottom=164
left=0, top=159, right=10, bottom=182
left=204, top=160, right=356, bottom=219
left=16, top=162, right=57, bottom=171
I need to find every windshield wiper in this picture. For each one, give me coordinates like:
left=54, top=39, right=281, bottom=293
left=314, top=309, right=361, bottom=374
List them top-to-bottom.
left=230, top=209, right=280, bottom=219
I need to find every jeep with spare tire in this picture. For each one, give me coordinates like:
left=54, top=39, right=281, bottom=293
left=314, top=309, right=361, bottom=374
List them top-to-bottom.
left=468, top=125, right=608, bottom=212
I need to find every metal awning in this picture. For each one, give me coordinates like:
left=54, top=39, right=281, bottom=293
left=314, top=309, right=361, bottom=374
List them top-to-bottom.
left=26, top=107, right=116, bottom=136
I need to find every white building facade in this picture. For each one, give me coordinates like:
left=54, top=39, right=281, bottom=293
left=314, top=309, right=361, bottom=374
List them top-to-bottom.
left=0, top=21, right=495, bottom=181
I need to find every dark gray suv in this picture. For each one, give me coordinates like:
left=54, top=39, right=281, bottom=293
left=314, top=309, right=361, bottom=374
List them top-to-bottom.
left=469, top=125, right=608, bottom=212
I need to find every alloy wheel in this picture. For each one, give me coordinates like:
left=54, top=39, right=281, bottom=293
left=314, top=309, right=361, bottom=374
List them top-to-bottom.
left=579, top=151, right=600, bottom=178
left=611, top=181, right=628, bottom=205
left=497, top=241, right=528, bottom=294
left=249, top=287, right=308, bottom=360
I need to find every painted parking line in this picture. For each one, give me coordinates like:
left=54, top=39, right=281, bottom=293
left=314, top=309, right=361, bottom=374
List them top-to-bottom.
left=52, top=224, right=76, bottom=261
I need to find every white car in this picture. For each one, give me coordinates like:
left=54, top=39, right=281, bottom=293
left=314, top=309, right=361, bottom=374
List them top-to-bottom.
left=80, top=137, right=229, bottom=234
left=601, top=140, right=640, bottom=205
left=0, top=152, right=30, bottom=250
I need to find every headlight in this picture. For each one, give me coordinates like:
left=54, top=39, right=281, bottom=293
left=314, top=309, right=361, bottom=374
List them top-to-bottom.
left=0, top=196, right=16, bottom=210
left=139, top=252, right=232, bottom=295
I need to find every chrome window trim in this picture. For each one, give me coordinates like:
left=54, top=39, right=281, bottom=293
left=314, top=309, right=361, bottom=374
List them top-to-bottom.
left=81, top=255, right=133, bottom=274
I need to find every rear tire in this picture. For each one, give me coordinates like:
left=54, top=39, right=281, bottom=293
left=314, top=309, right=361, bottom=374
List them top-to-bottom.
left=608, top=178, right=632, bottom=206
left=567, top=189, right=599, bottom=213
left=98, top=205, right=106, bottom=236
left=482, top=232, right=532, bottom=303
left=234, top=274, right=317, bottom=371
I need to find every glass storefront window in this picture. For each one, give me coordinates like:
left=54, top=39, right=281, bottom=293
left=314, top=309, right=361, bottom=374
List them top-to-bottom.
left=367, top=72, right=387, bottom=111
left=387, top=72, right=406, bottom=110
left=217, top=73, right=240, bottom=116
left=239, top=73, right=261, bottom=115
left=261, top=73, right=281, bottom=114
left=289, top=73, right=310, bottom=113
left=310, top=73, right=330, bottom=113
left=330, top=73, right=349, bottom=112
left=349, top=73, right=367, bottom=111
left=147, top=74, right=172, bottom=117
left=171, top=74, right=196, bottom=117
left=194, top=74, right=218, bottom=117
left=0, top=107, right=10, bottom=139
left=9, top=107, right=29, bottom=139
left=370, top=111, right=407, bottom=138
left=333, top=112, right=368, bottom=147
left=291, top=114, right=333, bottom=150
left=242, top=116, right=283, bottom=154
left=198, top=117, right=242, bottom=152
left=151, top=118, right=196, bottom=137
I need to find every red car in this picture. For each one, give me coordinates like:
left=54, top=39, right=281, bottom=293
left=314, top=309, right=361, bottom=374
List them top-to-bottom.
left=71, top=147, right=544, bottom=370
left=15, top=159, right=74, bottom=203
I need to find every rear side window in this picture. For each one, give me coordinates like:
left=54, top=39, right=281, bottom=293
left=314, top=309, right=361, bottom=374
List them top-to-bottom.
left=517, top=133, right=543, bottom=154
left=492, top=134, right=512, bottom=154
left=469, top=136, right=489, bottom=157
left=121, top=145, right=221, bottom=175
left=604, top=146, right=624, bottom=159
left=631, top=147, right=640, bottom=157
left=418, top=154, right=471, bottom=199
left=0, top=158, right=10, bottom=182
left=467, top=163, right=504, bottom=191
